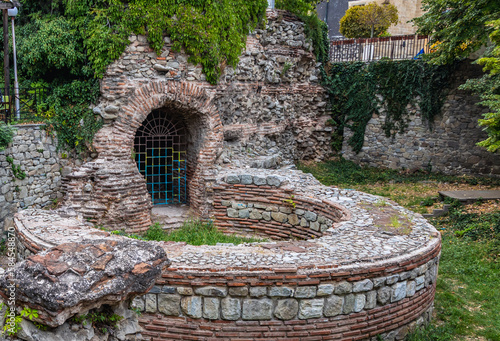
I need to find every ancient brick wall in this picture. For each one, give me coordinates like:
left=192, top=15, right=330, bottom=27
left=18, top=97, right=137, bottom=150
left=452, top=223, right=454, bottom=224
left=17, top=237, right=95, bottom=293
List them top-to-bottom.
left=63, top=10, right=333, bottom=230
left=342, top=61, right=500, bottom=176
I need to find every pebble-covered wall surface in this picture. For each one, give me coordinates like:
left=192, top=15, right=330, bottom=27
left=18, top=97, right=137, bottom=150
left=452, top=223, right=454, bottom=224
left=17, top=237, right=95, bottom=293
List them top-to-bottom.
left=342, top=62, right=500, bottom=176
left=0, top=125, right=73, bottom=230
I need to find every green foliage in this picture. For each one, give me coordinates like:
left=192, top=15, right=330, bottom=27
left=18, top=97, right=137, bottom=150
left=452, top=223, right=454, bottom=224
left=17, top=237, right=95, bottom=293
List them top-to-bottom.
left=413, top=0, right=499, bottom=66
left=414, top=1, right=500, bottom=153
left=340, top=3, right=398, bottom=38
left=17, top=15, right=90, bottom=79
left=460, top=19, right=500, bottom=152
left=321, top=60, right=452, bottom=152
left=43, top=80, right=102, bottom=153
left=0, top=123, right=15, bottom=151
left=6, top=156, right=27, bottom=180
left=297, top=158, right=500, bottom=188
left=137, top=220, right=265, bottom=245
left=71, top=306, right=123, bottom=334
left=1, top=307, right=39, bottom=336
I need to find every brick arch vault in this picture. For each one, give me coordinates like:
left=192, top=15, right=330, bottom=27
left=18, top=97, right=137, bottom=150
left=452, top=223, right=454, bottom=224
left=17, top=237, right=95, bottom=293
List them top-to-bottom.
left=64, top=81, right=223, bottom=233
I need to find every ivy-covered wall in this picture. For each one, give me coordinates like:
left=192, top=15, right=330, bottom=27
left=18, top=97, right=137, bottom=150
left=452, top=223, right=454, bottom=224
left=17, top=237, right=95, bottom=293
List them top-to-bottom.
left=342, top=61, right=500, bottom=176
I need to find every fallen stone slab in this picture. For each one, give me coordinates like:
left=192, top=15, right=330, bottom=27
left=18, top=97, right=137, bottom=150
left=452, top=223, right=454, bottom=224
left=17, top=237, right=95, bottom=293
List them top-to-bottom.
left=439, top=190, right=500, bottom=202
left=0, top=238, right=169, bottom=327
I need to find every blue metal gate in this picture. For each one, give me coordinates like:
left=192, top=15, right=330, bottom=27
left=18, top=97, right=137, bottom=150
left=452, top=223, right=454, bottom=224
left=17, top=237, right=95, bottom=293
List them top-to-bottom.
left=134, top=110, right=187, bottom=205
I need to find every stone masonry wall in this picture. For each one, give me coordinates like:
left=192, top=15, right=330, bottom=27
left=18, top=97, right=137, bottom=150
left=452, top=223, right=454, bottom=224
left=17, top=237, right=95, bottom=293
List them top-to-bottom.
left=64, top=9, right=333, bottom=230
left=342, top=61, right=500, bottom=176
left=0, top=125, right=72, bottom=231
left=212, top=173, right=343, bottom=240
left=135, top=245, right=440, bottom=341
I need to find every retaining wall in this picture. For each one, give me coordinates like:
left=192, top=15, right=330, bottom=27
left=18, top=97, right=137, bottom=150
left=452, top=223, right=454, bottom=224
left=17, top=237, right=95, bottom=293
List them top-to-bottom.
left=342, top=62, right=500, bottom=176
left=0, top=125, right=72, bottom=231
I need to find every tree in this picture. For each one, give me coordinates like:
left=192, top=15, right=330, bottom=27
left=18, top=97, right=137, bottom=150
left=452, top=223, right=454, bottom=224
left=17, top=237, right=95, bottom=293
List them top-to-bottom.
left=413, top=0, right=499, bottom=65
left=414, top=0, right=500, bottom=152
left=340, top=2, right=398, bottom=38
left=460, top=20, right=500, bottom=152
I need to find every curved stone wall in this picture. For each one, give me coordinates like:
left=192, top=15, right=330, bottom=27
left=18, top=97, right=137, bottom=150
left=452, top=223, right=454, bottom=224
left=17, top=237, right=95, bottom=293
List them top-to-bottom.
left=13, top=170, right=441, bottom=340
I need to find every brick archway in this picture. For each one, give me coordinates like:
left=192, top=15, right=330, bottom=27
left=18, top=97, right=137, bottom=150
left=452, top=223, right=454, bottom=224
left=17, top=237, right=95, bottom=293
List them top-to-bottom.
left=64, top=82, right=223, bottom=232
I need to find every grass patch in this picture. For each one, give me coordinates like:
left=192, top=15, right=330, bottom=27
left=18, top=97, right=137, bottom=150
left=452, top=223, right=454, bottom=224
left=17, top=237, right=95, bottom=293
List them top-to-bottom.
left=298, top=159, right=500, bottom=214
left=112, top=220, right=265, bottom=246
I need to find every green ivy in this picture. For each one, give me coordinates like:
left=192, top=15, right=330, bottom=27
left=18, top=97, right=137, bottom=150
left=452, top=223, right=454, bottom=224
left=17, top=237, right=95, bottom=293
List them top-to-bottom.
left=321, top=60, right=453, bottom=153
left=0, top=123, right=15, bottom=151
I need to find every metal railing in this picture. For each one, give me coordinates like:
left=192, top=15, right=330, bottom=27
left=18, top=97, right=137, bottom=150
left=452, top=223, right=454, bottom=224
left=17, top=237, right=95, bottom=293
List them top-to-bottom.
left=329, top=35, right=430, bottom=63
left=0, top=85, right=50, bottom=124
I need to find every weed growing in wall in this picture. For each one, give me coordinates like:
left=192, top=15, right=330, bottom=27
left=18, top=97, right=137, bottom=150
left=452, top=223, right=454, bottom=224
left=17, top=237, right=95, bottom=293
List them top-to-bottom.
left=0, top=123, right=15, bottom=152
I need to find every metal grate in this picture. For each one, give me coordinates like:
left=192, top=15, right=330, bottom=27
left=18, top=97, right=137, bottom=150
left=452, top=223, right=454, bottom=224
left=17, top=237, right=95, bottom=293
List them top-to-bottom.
left=134, top=109, right=187, bottom=205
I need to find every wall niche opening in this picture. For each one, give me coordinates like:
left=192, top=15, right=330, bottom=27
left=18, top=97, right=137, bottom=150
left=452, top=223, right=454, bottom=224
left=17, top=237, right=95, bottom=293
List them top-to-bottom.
left=134, top=108, right=188, bottom=205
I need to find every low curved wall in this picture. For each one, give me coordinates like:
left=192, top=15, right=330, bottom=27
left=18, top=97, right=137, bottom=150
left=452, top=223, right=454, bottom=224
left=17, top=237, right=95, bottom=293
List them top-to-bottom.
left=13, top=170, right=440, bottom=341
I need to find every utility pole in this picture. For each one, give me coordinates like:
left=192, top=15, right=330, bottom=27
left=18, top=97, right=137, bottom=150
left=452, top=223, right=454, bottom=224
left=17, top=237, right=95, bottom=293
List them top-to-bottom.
left=1, top=1, right=21, bottom=122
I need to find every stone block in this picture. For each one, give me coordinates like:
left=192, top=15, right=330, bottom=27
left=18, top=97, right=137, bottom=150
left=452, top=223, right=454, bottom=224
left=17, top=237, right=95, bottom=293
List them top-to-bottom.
left=240, top=174, right=253, bottom=185
left=226, top=175, right=240, bottom=184
left=266, top=175, right=282, bottom=187
left=253, top=176, right=267, bottom=185
left=227, top=208, right=239, bottom=218
left=238, top=209, right=250, bottom=218
left=249, top=210, right=262, bottom=220
left=303, top=211, right=317, bottom=221
left=262, top=212, right=271, bottom=221
left=271, top=212, right=287, bottom=223
left=288, top=214, right=299, bottom=225
left=309, top=221, right=320, bottom=231
left=386, top=274, right=399, bottom=285
left=415, top=275, right=425, bottom=291
left=373, top=277, right=386, bottom=288
left=353, top=279, right=374, bottom=292
left=334, top=281, right=352, bottom=295
left=406, top=281, right=416, bottom=297
left=391, top=282, right=407, bottom=302
left=317, top=284, right=334, bottom=296
left=162, top=286, right=176, bottom=294
left=194, top=286, right=228, bottom=297
left=294, top=286, right=317, bottom=298
left=377, top=286, right=391, bottom=305
left=177, top=287, right=193, bottom=295
left=229, top=287, right=248, bottom=297
left=250, top=287, right=267, bottom=297
left=268, top=287, right=293, bottom=297
left=365, top=291, right=377, bottom=310
left=145, top=294, right=157, bottom=313
left=158, top=294, right=181, bottom=316
left=343, top=294, right=355, bottom=314
left=354, top=294, right=366, bottom=312
left=324, top=295, right=343, bottom=317
left=181, top=296, right=202, bottom=318
left=203, top=297, right=220, bottom=319
left=221, top=298, right=241, bottom=320
left=242, top=299, right=273, bottom=320
left=274, top=299, right=299, bottom=320
left=299, top=299, right=324, bottom=319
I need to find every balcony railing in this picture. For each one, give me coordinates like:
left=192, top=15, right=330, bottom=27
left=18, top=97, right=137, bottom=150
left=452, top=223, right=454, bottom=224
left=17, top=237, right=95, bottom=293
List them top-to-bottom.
left=329, top=35, right=430, bottom=63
